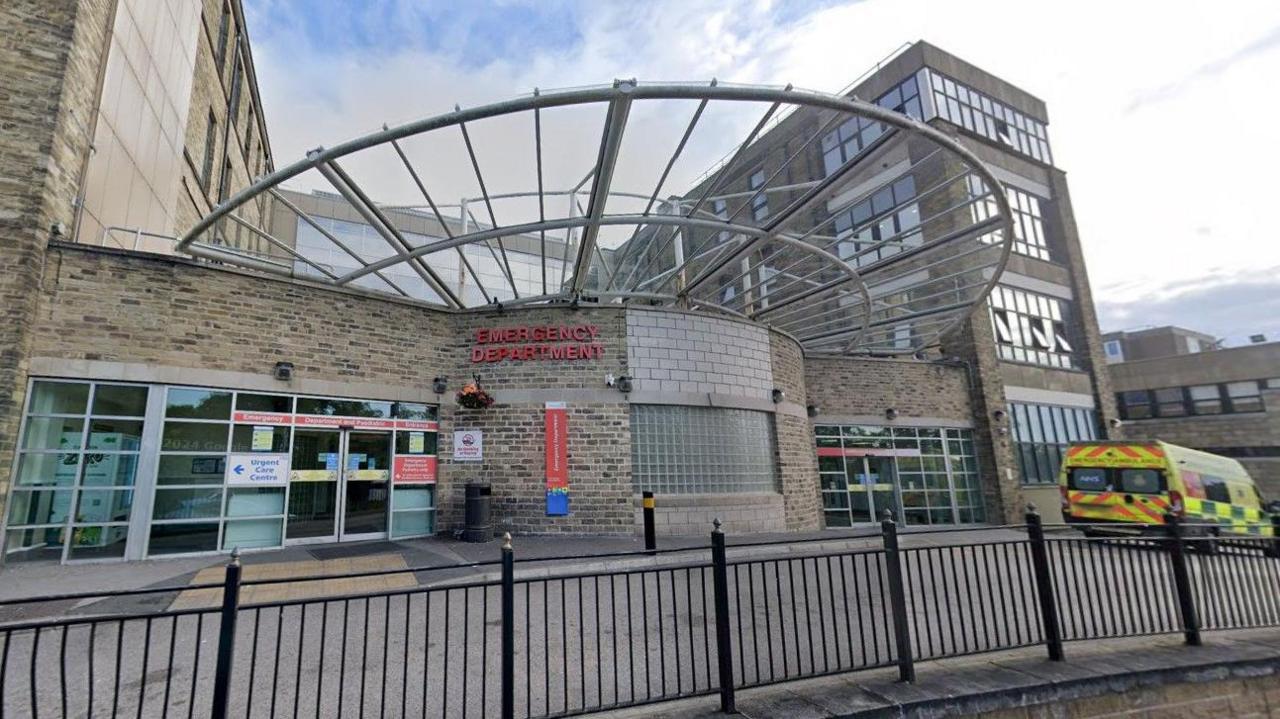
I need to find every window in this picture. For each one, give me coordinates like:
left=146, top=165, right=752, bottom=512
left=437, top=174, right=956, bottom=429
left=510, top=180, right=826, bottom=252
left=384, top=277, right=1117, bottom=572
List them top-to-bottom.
left=214, top=2, right=231, bottom=77
left=228, top=42, right=243, bottom=125
left=927, top=69, right=1052, bottom=164
left=819, top=75, right=921, bottom=177
left=200, top=110, right=217, bottom=192
left=218, top=156, right=233, bottom=205
left=748, top=169, right=768, bottom=221
left=831, top=175, right=920, bottom=268
left=968, top=178, right=1052, bottom=261
left=987, top=285, right=1075, bottom=368
left=1184, top=336, right=1202, bottom=354
left=1104, top=340, right=1123, bottom=360
left=5, top=381, right=148, bottom=562
left=1226, top=381, right=1263, bottom=413
left=1189, top=385, right=1222, bottom=414
left=1154, top=387, right=1187, bottom=417
left=1009, top=402, right=1098, bottom=485
left=631, top=406, right=777, bottom=493
left=815, top=426, right=984, bottom=526
left=1068, top=467, right=1109, bottom=492
left=1118, top=469, right=1163, bottom=494
left=1203, top=476, right=1231, bottom=504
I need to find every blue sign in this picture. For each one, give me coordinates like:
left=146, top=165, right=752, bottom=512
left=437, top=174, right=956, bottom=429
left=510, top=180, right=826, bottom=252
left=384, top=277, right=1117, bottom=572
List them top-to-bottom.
left=323, top=453, right=339, bottom=471
left=546, top=490, right=569, bottom=516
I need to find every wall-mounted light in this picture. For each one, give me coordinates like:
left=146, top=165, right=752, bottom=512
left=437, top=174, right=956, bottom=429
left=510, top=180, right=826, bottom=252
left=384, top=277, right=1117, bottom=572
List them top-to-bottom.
left=273, top=361, right=294, bottom=381
left=605, top=372, right=616, bottom=388
left=616, top=375, right=633, bottom=394
left=432, top=377, right=448, bottom=395
left=771, top=388, right=785, bottom=404
left=806, top=404, right=819, bottom=418
left=884, top=407, right=898, bottom=421
left=992, top=409, right=1007, bottom=423
left=1109, top=417, right=1123, bottom=429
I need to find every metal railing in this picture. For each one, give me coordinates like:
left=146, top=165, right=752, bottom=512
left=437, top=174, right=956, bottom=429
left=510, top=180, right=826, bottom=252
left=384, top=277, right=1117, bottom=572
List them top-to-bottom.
left=2, top=509, right=1280, bottom=718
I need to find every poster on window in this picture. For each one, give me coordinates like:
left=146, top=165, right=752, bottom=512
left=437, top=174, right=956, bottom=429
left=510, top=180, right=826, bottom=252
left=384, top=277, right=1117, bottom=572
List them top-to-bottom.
left=545, top=401, right=569, bottom=516
left=393, top=455, right=437, bottom=483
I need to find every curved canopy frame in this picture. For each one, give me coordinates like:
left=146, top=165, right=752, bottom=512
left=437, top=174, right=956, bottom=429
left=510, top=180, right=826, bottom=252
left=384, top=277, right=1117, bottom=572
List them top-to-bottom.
left=179, top=81, right=1015, bottom=356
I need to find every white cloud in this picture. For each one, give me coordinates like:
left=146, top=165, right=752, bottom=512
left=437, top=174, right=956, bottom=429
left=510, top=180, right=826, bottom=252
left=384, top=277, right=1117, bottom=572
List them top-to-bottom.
left=244, top=0, right=1280, bottom=338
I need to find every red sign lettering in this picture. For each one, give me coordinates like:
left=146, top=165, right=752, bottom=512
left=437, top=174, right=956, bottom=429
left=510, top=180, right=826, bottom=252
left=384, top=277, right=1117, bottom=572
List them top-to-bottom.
left=469, top=324, right=604, bottom=364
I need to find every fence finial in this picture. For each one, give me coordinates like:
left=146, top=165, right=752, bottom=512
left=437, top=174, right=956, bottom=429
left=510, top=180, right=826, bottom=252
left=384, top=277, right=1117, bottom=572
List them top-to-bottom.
left=1026, top=502, right=1039, bottom=515
left=881, top=508, right=894, bottom=522
left=712, top=517, right=723, bottom=533
left=502, top=532, right=512, bottom=550
left=229, top=547, right=241, bottom=566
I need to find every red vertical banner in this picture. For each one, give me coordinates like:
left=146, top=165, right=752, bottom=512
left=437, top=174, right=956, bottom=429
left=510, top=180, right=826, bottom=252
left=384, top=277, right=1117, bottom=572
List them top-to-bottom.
left=545, top=401, right=569, bottom=516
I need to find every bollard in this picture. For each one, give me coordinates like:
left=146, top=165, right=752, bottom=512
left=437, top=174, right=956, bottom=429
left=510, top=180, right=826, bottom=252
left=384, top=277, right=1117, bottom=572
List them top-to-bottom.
left=642, top=491, right=657, bottom=554
left=1025, top=505, right=1064, bottom=661
left=880, top=510, right=915, bottom=682
left=1165, top=513, right=1202, bottom=646
left=710, top=519, right=736, bottom=713
left=501, top=533, right=515, bottom=719
left=210, top=548, right=243, bottom=719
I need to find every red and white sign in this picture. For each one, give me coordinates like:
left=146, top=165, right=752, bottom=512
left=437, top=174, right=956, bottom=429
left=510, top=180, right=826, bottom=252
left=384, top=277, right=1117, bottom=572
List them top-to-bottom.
left=469, top=324, right=604, bottom=364
left=545, top=402, right=569, bottom=515
left=232, top=411, right=439, bottom=431
left=454, top=430, right=483, bottom=462
left=393, top=455, right=438, bottom=483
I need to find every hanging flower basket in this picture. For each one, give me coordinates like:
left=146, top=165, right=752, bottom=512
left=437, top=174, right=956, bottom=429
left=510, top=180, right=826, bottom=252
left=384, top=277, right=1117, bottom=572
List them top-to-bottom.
left=456, top=380, right=495, bottom=409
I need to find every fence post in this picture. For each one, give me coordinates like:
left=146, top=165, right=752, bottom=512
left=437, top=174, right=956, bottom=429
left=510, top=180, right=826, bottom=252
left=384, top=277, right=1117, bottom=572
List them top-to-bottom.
left=643, top=491, right=657, bottom=554
left=1025, top=505, right=1064, bottom=661
left=880, top=510, right=915, bottom=683
left=1165, top=513, right=1202, bottom=646
left=1269, top=513, right=1280, bottom=559
left=710, top=518, right=736, bottom=713
left=501, top=532, right=515, bottom=719
left=210, top=548, right=242, bottom=719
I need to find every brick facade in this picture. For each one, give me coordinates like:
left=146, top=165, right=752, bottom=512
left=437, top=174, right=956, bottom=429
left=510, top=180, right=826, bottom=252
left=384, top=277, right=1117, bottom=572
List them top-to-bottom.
left=0, top=0, right=115, bottom=546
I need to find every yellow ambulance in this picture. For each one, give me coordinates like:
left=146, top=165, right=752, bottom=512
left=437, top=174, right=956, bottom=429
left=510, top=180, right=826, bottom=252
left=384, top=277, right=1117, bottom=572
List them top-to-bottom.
left=1059, top=440, right=1275, bottom=538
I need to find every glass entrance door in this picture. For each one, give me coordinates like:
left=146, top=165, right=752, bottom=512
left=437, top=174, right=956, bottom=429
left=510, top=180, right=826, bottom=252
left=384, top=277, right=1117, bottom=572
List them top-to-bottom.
left=286, top=429, right=391, bottom=543
left=340, top=432, right=390, bottom=540
left=821, top=454, right=902, bottom=527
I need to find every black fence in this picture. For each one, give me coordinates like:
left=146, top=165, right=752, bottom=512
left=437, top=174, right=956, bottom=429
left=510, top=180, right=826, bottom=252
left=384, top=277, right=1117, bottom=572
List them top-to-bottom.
left=2, top=510, right=1280, bottom=719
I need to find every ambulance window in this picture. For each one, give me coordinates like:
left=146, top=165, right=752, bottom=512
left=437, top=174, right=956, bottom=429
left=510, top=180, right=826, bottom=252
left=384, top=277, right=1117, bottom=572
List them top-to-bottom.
left=1069, top=467, right=1109, bottom=491
left=1118, top=469, right=1163, bottom=494
left=1203, top=477, right=1231, bottom=503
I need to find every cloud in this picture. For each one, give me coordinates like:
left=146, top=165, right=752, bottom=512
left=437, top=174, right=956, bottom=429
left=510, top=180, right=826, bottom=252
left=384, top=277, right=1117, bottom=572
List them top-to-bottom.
left=1124, top=24, right=1280, bottom=113
left=1096, top=267, right=1280, bottom=347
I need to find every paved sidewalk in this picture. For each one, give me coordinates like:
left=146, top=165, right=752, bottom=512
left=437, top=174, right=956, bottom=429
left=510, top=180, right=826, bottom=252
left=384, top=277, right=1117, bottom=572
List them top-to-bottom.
left=0, top=524, right=1017, bottom=609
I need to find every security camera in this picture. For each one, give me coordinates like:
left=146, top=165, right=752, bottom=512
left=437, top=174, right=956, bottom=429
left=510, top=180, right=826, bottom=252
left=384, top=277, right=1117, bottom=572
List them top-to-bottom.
left=605, top=373, right=616, bottom=387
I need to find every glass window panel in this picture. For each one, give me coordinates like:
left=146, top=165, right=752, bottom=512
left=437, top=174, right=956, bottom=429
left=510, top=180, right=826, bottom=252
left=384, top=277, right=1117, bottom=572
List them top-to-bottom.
left=28, top=381, right=89, bottom=415
left=91, top=385, right=148, bottom=417
left=166, top=388, right=231, bottom=419
left=235, top=393, right=292, bottom=413
left=295, top=398, right=392, bottom=418
left=392, top=402, right=436, bottom=420
left=631, top=406, right=777, bottom=493
left=22, top=417, right=84, bottom=450
left=87, top=418, right=144, bottom=451
left=162, top=422, right=229, bottom=452
left=231, top=424, right=290, bottom=453
left=395, top=431, right=438, bottom=455
left=15, top=453, right=80, bottom=486
left=80, top=453, right=139, bottom=486
left=157, top=455, right=225, bottom=485
left=393, top=486, right=435, bottom=511
left=226, top=487, right=286, bottom=517
left=152, top=488, right=224, bottom=520
left=75, top=489, right=133, bottom=523
left=7, top=490, right=73, bottom=525
left=391, top=511, right=433, bottom=538
left=222, top=519, right=283, bottom=550
left=149, top=522, right=219, bottom=555
left=68, top=525, right=129, bottom=560
left=4, top=527, right=68, bottom=563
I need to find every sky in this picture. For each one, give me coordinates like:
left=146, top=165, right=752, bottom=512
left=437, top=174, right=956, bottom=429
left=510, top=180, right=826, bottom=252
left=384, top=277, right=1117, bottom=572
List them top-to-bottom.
left=241, top=0, right=1280, bottom=346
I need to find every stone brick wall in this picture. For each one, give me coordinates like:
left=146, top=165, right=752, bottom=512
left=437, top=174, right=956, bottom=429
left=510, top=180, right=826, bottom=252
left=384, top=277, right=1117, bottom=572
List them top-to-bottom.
left=0, top=0, right=115, bottom=560
left=626, top=308, right=773, bottom=399
left=804, top=356, right=973, bottom=422
left=635, top=493, right=785, bottom=536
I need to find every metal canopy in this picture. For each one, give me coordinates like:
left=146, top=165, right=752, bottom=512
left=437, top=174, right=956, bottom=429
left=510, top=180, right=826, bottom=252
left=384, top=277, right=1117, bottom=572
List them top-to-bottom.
left=178, top=80, right=1015, bottom=356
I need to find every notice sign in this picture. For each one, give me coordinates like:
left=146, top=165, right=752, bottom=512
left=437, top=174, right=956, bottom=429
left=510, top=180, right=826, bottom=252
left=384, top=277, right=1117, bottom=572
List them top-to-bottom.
left=545, top=402, right=569, bottom=516
left=251, top=426, right=275, bottom=451
left=454, top=430, right=483, bottom=462
left=409, top=432, right=426, bottom=454
left=226, top=454, right=288, bottom=485
left=393, top=455, right=438, bottom=484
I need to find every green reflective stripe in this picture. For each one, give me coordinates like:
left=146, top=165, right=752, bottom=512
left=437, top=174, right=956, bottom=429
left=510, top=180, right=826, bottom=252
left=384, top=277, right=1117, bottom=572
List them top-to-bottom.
left=1201, top=500, right=1216, bottom=516
left=1232, top=505, right=1246, bottom=519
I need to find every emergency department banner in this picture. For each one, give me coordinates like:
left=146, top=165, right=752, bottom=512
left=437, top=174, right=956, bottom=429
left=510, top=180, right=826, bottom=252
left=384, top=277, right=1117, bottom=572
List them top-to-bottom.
left=545, top=401, right=569, bottom=515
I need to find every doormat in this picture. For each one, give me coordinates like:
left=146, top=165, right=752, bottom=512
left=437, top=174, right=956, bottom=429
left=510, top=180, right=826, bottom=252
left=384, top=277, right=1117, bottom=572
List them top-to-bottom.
left=307, top=541, right=402, bottom=561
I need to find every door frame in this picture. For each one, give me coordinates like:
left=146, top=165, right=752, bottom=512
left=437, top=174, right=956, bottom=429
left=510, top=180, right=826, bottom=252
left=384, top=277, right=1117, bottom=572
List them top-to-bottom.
left=284, top=427, right=393, bottom=545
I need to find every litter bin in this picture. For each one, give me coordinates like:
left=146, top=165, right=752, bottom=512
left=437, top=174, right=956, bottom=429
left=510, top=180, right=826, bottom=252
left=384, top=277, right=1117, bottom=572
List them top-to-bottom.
left=462, top=483, right=493, bottom=542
